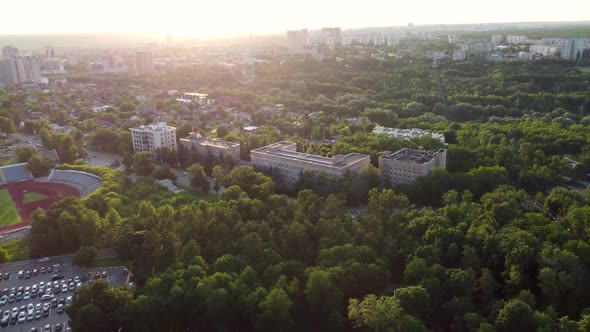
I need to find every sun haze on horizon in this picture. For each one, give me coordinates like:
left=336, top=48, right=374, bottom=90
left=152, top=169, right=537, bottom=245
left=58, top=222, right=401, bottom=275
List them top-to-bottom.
left=1, top=0, right=589, bottom=37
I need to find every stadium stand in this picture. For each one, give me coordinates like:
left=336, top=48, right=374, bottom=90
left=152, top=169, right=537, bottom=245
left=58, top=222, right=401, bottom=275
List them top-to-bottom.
left=0, top=163, right=33, bottom=184
left=47, top=170, right=101, bottom=198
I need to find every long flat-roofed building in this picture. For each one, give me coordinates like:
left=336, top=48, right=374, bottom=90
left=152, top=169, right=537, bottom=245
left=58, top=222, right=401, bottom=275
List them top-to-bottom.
left=176, top=92, right=208, bottom=104
left=130, top=122, right=177, bottom=153
left=372, top=126, right=445, bottom=143
left=179, top=132, right=240, bottom=162
left=251, top=141, right=370, bottom=187
left=379, top=148, right=447, bottom=186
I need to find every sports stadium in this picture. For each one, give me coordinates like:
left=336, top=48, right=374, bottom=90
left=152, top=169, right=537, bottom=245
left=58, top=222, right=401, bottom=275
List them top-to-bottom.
left=0, top=164, right=101, bottom=233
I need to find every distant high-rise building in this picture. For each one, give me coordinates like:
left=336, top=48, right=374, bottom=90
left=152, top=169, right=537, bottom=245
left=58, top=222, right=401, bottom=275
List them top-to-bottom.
left=320, top=27, right=342, bottom=46
left=287, top=29, right=310, bottom=49
left=372, top=34, right=386, bottom=46
left=387, top=35, right=400, bottom=47
left=448, top=35, right=460, bottom=44
left=491, top=35, right=503, bottom=45
left=506, top=35, right=527, bottom=45
left=561, top=39, right=588, bottom=61
left=2, top=46, right=18, bottom=59
left=45, top=46, right=55, bottom=58
left=135, top=51, right=154, bottom=74
left=102, top=54, right=127, bottom=73
left=0, top=55, right=38, bottom=85
left=22, top=55, right=41, bottom=82
left=0, top=59, right=20, bottom=85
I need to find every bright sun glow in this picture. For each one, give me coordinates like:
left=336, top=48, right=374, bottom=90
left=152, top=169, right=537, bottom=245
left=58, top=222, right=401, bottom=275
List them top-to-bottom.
left=1, top=0, right=589, bottom=37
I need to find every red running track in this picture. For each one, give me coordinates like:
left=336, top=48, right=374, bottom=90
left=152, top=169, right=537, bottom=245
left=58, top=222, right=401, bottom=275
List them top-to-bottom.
left=0, top=180, right=79, bottom=234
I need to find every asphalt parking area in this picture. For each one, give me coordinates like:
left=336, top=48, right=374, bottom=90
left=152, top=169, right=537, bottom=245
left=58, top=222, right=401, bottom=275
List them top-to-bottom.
left=0, top=263, right=126, bottom=332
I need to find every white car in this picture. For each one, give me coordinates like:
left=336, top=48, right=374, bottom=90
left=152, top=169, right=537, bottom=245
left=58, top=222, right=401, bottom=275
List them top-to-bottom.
left=38, top=257, right=50, bottom=263
left=23, top=292, right=30, bottom=300
left=0, top=295, right=7, bottom=305
left=27, top=303, right=34, bottom=312
left=11, top=307, right=18, bottom=316
left=2, top=310, right=9, bottom=319
left=26, top=310, right=34, bottom=321
left=18, top=311, right=25, bottom=323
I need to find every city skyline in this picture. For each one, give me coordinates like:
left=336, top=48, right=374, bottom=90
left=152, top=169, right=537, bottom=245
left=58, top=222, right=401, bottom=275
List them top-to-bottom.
left=0, top=0, right=589, bottom=38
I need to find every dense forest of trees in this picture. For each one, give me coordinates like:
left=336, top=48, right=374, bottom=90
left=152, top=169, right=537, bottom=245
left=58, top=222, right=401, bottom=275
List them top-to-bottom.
left=25, top=164, right=590, bottom=331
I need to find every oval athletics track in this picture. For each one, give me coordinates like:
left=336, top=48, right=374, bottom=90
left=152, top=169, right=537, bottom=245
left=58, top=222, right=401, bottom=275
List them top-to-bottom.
left=0, top=180, right=80, bottom=234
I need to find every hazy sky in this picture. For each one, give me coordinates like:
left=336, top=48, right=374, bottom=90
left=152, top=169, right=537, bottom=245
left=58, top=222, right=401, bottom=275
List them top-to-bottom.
left=1, top=0, right=589, bottom=37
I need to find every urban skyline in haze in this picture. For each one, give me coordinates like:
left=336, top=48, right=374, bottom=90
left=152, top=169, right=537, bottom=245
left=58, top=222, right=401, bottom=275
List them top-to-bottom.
left=0, top=0, right=589, bottom=37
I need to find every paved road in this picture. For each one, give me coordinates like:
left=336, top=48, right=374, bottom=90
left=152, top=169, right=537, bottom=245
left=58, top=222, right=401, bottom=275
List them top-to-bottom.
left=84, top=149, right=120, bottom=167
left=173, top=169, right=222, bottom=194
left=0, top=249, right=116, bottom=275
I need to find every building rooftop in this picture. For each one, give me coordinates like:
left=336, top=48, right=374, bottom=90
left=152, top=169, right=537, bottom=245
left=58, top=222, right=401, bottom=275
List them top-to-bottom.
left=182, top=92, right=208, bottom=97
left=131, top=122, right=176, bottom=132
left=373, top=126, right=445, bottom=143
left=180, top=134, right=240, bottom=149
left=252, top=141, right=368, bottom=169
left=381, top=148, right=440, bottom=164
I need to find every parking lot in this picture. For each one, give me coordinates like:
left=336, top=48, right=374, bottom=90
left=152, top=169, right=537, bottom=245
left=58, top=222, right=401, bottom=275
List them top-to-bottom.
left=0, top=257, right=126, bottom=332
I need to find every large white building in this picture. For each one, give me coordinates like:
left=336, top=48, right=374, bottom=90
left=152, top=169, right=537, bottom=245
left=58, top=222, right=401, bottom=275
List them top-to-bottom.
left=506, top=35, right=527, bottom=45
left=561, top=39, right=589, bottom=61
left=130, top=122, right=177, bottom=153
left=372, top=126, right=445, bottom=143
left=179, top=132, right=240, bottom=162
left=251, top=141, right=370, bottom=187
left=379, top=148, right=447, bottom=186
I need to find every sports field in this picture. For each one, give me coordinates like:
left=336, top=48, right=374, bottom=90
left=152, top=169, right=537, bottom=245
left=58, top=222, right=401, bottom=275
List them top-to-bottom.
left=0, top=189, right=21, bottom=227
left=23, top=191, right=49, bottom=204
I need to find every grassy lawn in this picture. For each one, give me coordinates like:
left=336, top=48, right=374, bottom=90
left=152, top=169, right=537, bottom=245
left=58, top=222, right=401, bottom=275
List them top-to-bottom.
left=0, top=189, right=21, bottom=227
left=22, top=192, right=49, bottom=204
left=0, top=239, right=29, bottom=262
left=94, top=257, right=131, bottom=268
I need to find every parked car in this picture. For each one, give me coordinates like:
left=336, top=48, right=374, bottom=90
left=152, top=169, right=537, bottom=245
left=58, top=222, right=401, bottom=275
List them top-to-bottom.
left=38, top=257, right=50, bottom=263
left=0, top=295, right=7, bottom=305
left=56, top=304, right=64, bottom=314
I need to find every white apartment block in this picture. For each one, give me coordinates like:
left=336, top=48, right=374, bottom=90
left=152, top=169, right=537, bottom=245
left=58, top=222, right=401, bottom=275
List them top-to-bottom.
left=448, top=35, right=460, bottom=44
left=491, top=35, right=503, bottom=45
left=506, top=35, right=527, bottom=45
left=529, top=45, right=558, bottom=57
left=452, top=51, right=466, bottom=61
left=176, top=92, right=209, bottom=104
left=130, top=122, right=177, bottom=153
left=372, top=126, right=445, bottom=143
left=251, top=141, right=370, bottom=187
left=379, top=148, right=447, bottom=186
